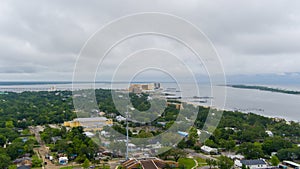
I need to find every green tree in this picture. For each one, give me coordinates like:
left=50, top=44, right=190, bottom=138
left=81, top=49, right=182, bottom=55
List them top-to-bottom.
left=5, top=121, right=14, bottom=128
left=188, top=127, right=198, bottom=146
left=0, top=128, right=18, bottom=142
left=137, top=130, right=154, bottom=138
left=0, top=135, right=6, bottom=146
left=262, top=137, right=292, bottom=155
left=219, top=138, right=236, bottom=151
left=204, top=139, right=217, bottom=148
left=7, top=141, right=24, bottom=159
left=238, top=142, right=264, bottom=159
left=277, top=147, right=300, bottom=160
left=168, top=148, right=186, bottom=162
left=0, top=152, right=11, bottom=169
left=32, top=155, right=43, bottom=167
left=270, top=155, right=280, bottom=166
left=217, top=156, right=233, bottom=169
left=82, top=158, right=90, bottom=169
left=206, top=159, right=217, bottom=169
left=164, top=163, right=173, bottom=169
left=8, top=165, right=17, bottom=169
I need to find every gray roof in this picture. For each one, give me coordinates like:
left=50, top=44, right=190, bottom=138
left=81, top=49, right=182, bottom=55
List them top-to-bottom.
left=74, top=117, right=108, bottom=122
left=13, top=157, right=32, bottom=163
left=240, top=159, right=266, bottom=165
left=17, top=166, right=30, bottom=169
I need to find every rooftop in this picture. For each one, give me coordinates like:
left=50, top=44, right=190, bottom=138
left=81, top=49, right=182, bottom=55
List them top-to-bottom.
left=73, top=117, right=109, bottom=122
left=122, top=157, right=178, bottom=169
left=240, top=159, right=266, bottom=165
left=140, top=160, right=157, bottom=169
left=283, top=161, right=300, bottom=167
left=17, top=166, right=30, bottom=169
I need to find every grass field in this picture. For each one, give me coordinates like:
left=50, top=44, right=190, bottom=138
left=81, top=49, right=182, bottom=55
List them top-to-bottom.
left=195, top=157, right=207, bottom=167
left=178, top=158, right=196, bottom=169
left=60, top=165, right=110, bottom=169
left=60, top=167, right=73, bottom=169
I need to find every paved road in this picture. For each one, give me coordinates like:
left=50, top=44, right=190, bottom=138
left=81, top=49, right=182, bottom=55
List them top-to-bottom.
left=30, top=126, right=60, bottom=169
left=30, top=126, right=120, bottom=169
left=184, top=148, right=217, bottom=160
left=185, top=148, right=217, bottom=169
left=191, top=158, right=198, bottom=169
left=198, top=166, right=211, bottom=169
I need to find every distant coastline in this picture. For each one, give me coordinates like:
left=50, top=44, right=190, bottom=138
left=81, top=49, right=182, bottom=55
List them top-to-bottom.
left=0, top=81, right=175, bottom=86
left=0, top=81, right=72, bottom=86
left=0, top=82, right=299, bottom=122
left=228, top=84, right=300, bottom=95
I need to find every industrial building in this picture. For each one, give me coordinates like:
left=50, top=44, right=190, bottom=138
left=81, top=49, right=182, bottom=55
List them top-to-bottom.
left=64, top=117, right=113, bottom=131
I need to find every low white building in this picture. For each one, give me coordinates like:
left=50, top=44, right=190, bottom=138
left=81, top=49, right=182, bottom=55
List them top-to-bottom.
left=116, top=115, right=126, bottom=122
left=100, top=130, right=110, bottom=137
left=265, top=130, right=274, bottom=137
left=84, top=131, right=95, bottom=138
left=146, top=142, right=162, bottom=149
left=128, top=143, right=137, bottom=152
left=201, top=145, right=218, bottom=154
left=226, top=154, right=245, bottom=160
left=59, top=157, right=68, bottom=165
left=235, top=159, right=268, bottom=169
left=282, top=161, right=300, bottom=168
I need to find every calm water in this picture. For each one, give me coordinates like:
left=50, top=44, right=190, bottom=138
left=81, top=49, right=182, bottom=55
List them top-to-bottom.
left=0, top=82, right=299, bottom=121
left=163, top=83, right=300, bottom=122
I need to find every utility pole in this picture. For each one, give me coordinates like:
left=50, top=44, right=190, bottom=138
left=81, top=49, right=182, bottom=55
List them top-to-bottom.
left=126, top=106, right=129, bottom=160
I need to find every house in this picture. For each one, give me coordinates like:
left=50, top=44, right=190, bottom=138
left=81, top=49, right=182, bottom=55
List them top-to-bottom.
left=99, top=111, right=106, bottom=116
left=116, top=115, right=126, bottom=122
left=157, top=122, right=167, bottom=126
left=100, top=130, right=110, bottom=137
left=84, top=131, right=95, bottom=138
left=51, top=136, right=62, bottom=143
left=21, top=137, right=28, bottom=143
left=146, top=142, right=162, bottom=149
left=128, top=143, right=138, bottom=152
left=201, top=145, right=218, bottom=154
left=226, top=154, right=245, bottom=160
left=13, top=157, right=32, bottom=167
left=235, top=159, right=268, bottom=169
left=17, top=166, right=31, bottom=169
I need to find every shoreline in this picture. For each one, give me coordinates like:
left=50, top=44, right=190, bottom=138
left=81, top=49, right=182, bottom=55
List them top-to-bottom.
left=0, top=84, right=299, bottom=123
left=227, top=84, right=300, bottom=95
left=183, top=100, right=298, bottom=123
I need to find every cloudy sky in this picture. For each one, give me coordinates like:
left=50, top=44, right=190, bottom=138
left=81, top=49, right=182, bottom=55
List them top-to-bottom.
left=1, top=0, right=300, bottom=83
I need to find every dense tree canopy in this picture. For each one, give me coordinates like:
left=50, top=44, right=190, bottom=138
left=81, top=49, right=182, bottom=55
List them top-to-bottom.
left=0, top=89, right=299, bottom=165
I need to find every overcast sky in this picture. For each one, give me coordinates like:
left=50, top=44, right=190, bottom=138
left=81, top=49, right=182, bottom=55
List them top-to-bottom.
left=1, top=0, right=300, bottom=83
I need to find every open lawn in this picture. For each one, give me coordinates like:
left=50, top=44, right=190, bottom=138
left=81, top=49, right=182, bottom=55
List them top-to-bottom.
left=195, top=157, right=207, bottom=167
left=178, top=158, right=196, bottom=169
left=60, top=166, right=110, bottom=169
left=60, top=167, right=73, bottom=169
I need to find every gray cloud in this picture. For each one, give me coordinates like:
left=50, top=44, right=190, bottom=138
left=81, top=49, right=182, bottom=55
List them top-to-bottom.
left=0, top=0, right=300, bottom=81
left=0, top=66, right=37, bottom=74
